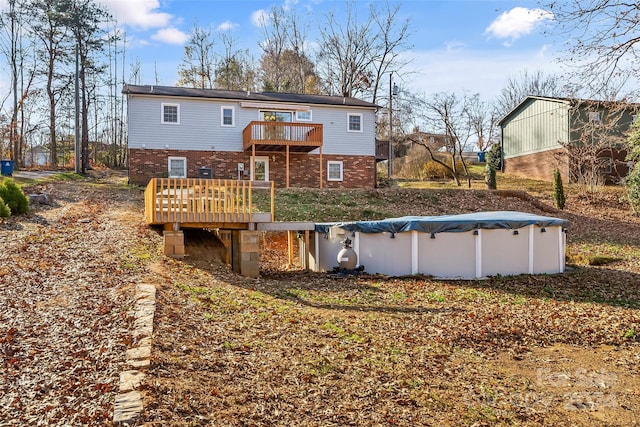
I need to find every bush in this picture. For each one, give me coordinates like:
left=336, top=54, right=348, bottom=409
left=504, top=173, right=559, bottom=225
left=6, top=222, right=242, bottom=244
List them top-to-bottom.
left=486, top=143, right=502, bottom=171
left=422, top=156, right=466, bottom=180
left=485, top=163, right=497, bottom=190
left=626, top=164, right=640, bottom=215
left=553, top=169, right=566, bottom=210
left=0, top=179, right=29, bottom=215
left=0, top=197, right=10, bottom=219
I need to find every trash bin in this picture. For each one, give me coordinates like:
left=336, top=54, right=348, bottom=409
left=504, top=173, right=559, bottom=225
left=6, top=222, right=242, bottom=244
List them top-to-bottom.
left=477, top=152, right=486, bottom=163
left=0, top=160, right=14, bottom=176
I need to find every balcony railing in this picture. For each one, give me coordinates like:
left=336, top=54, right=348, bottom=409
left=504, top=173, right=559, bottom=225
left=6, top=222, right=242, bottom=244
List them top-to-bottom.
left=243, top=121, right=323, bottom=152
left=376, top=139, right=390, bottom=161
left=144, top=178, right=274, bottom=226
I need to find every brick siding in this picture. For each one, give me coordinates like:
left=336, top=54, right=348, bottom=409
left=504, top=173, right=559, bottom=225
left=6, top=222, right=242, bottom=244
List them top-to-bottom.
left=504, top=148, right=569, bottom=182
left=128, top=149, right=375, bottom=188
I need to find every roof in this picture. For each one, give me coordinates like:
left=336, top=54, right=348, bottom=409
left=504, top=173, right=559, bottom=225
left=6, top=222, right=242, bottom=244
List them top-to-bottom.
left=122, top=84, right=378, bottom=109
left=498, top=95, right=640, bottom=126
left=315, top=211, right=570, bottom=234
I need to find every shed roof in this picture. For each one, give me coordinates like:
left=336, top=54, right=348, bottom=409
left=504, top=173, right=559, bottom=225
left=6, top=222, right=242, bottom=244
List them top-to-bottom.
left=122, top=84, right=378, bottom=109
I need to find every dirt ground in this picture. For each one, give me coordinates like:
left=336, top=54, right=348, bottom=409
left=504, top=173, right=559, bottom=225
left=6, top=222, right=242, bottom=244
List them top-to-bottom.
left=1, top=172, right=639, bottom=426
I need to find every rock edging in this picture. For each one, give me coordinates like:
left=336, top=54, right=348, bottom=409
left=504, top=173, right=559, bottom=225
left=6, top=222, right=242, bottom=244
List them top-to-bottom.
left=113, top=284, right=156, bottom=425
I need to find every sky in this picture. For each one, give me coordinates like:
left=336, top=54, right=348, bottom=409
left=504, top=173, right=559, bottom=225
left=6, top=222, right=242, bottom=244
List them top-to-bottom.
left=2, top=0, right=564, bottom=102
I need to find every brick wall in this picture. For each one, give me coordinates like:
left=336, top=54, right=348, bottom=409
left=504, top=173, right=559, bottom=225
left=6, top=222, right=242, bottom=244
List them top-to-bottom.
left=504, top=148, right=569, bottom=182
left=128, top=149, right=375, bottom=188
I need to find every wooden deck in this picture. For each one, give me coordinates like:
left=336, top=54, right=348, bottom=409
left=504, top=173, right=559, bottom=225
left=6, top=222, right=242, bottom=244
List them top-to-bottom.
left=144, top=178, right=274, bottom=228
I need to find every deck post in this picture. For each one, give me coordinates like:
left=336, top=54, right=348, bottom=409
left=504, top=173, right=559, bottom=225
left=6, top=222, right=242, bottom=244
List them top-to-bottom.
left=286, top=144, right=290, bottom=189
left=319, top=145, right=323, bottom=189
left=163, top=230, right=184, bottom=258
left=231, top=230, right=260, bottom=278
left=287, top=230, right=295, bottom=267
left=304, top=230, right=310, bottom=271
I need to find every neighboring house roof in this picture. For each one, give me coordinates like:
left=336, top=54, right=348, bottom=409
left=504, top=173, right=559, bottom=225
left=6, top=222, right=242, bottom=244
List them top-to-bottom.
left=122, top=84, right=379, bottom=109
left=498, top=95, right=640, bottom=126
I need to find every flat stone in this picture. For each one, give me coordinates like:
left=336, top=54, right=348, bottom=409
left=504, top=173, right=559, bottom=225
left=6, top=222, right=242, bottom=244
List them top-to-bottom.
left=126, top=346, right=151, bottom=360
left=127, top=358, right=151, bottom=368
left=120, top=370, right=146, bottom=392
left=113, top=391, right=143, bottom=424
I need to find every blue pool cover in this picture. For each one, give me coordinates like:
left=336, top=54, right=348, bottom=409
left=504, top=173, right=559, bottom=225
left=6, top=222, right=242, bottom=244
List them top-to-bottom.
left=314, top=211, right=570, bottom=235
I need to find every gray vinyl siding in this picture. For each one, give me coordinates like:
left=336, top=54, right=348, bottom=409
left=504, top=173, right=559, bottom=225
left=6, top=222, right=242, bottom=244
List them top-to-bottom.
left=127, top=95, right=375, bottom=156
left=502, top=98, right=568, bottom=159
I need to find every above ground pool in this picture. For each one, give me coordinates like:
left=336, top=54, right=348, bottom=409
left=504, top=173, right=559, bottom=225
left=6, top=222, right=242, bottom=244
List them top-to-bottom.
left=311, top=211, right=570, bottom=279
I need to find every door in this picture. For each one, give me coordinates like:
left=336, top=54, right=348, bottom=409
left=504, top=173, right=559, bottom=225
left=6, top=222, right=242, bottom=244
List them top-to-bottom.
left=261, top=111, right=292, bottom=140
left=251, top=156, right=269, bottom=182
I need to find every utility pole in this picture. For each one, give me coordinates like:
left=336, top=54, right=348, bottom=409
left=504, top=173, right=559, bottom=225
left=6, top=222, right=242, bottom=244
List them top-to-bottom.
left=388, top=73, right=393, bottom=178
left=388, top=73, right=398, bottom=178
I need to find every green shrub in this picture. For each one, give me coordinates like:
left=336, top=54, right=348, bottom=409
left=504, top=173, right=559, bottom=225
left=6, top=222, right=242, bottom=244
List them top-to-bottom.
left=486, top=143, right=502, bottom=170
left=485, top=163, right=497, bottom=190
left=626, top=164, right=640, bottom=215
left=553, top=169, right=566, bottom=210
left=0, top=179, right=29, bottom=215
left=0, top=197, right=10, bottom=219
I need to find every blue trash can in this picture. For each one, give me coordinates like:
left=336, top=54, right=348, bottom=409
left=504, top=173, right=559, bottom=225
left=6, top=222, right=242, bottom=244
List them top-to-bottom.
left=477, top=152, right=486, bottom=163
left=0, top=160, right=14, bottom=176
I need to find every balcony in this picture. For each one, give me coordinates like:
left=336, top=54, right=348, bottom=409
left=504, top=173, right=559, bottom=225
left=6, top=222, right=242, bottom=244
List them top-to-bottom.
left=242, top=121, right=323, bottom=153
left=376, top=139, right=390, bottom=161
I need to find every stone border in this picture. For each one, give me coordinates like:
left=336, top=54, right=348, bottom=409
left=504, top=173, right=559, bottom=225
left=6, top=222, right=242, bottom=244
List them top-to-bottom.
left=113, top=284, right=156, bottom=425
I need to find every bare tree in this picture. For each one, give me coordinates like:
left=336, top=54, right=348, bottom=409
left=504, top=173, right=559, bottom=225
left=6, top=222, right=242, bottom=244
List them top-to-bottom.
left=317, top=1, right=375, bottom=98
left=544, top=1, right=640, bottom=95
left=258, top=6, right=318, bottom=93
left=177, top=22, right=216, bottom=89
left=215, top=30, right=256, bottom=91
left=495, top=69, right=566, bottom=116
left=464, top=94, right=499, bottom=152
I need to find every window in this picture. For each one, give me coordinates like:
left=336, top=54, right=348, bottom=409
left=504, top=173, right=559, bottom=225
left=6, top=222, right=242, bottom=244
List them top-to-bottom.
left=162, top=103, right=180, bottom=124
left=221, top=106, right=234, bottom=127
left=296, top=110, right=312, bottom=121
left=589, top=111, right=601, bottom=124
left=347, top=113, right=363, bottom=132
left=168, top=157, right=187, bottom=178
left=327, top=161, right=343, bottom=181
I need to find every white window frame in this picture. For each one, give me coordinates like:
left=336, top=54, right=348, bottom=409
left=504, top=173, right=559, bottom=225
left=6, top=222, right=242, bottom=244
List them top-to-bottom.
left=161, top=103, right=180, bottom=124
left=221, top=106, right=235, bottom=127
left=296, top=110, right=312, bottom=121
left=347, top=113, right=363, bottom=133
left=168, top=156, right=187, bottom=178
left=327, top=160, right=344, bottom=182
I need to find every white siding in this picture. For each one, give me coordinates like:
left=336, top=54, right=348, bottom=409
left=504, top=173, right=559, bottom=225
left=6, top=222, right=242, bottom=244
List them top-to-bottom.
left=127, top=94, right=375, bottom=156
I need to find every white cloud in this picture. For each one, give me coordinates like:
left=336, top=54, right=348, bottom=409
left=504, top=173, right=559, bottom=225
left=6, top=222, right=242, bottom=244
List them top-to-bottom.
left=97, top=0, right=172, bottom=29
left=283, top=0, right=299, bottom=11
left=485, top=7, right=553, bottom=42
left=252, top=9, right=268, bottom=27
left=218, top=21, right=238, bottom=31
left=151, top=27, right=188, bottom=45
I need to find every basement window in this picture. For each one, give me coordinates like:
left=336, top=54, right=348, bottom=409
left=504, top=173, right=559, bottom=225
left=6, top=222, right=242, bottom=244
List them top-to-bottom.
left=168, top=157, right=187, bottom=178
left=327, top=161, right=343, bottom=181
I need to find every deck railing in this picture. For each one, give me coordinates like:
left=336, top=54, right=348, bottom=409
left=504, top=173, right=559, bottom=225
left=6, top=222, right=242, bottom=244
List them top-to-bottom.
left=242, top=121, right=323, bottom=150
left=144, top=178, right=274, bottom=225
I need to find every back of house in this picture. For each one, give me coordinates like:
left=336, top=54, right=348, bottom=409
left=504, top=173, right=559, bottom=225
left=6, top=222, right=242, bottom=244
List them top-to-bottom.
left=123, top=85, right=379, bottom=188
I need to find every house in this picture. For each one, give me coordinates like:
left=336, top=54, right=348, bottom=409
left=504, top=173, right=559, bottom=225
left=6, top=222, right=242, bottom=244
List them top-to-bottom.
left=123, top=84, right=379, bottom=188
left=499, top=95, right=639, bottom=183
left=24, top=145, right=49, bottom=167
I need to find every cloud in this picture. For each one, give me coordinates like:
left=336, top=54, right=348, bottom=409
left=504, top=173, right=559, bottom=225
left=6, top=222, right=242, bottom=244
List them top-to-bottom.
left=97, top=0, right=172, bottom=29
left=283, top=0, right=299, bottom=11
left=485, top=7, right=553, bottom=42
left=252, top=9, right=268, bottom=27
left=218, top=21, right=238, bottom=31
left=151, top=27, right=188, bottom=45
